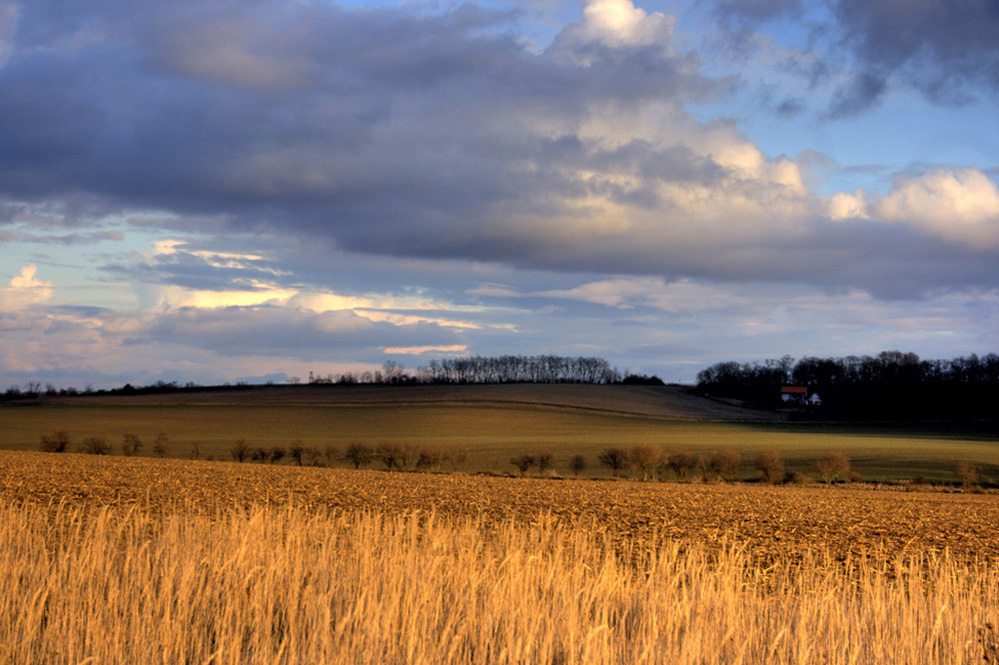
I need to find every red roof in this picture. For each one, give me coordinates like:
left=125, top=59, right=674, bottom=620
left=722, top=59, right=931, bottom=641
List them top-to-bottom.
left=780, top=386, right=808, bottom=394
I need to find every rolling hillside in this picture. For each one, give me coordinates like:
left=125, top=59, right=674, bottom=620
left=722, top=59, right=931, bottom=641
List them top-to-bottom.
left=46, top=382, right=784, bottom=422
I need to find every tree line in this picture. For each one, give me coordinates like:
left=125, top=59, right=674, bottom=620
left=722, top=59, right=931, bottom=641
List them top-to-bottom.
left=696, top=351, right=999, bottom=419
left=311, top=355, right=624, bottom=386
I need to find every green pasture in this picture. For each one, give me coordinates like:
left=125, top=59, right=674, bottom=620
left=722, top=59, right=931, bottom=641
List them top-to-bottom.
left=1, top=402, right=997, bottom=483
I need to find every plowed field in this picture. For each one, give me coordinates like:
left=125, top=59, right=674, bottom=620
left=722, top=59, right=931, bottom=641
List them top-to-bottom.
left=3, top=450, right=997, bottom=563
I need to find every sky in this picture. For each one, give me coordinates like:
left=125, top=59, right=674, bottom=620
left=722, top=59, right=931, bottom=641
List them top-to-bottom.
left=0, top=0, right=997, bottom=388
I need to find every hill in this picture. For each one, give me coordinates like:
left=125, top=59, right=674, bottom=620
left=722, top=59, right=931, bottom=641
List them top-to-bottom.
left=45, top=382, right=786, bottom=422
left=4, top=383, right=997, bottom=482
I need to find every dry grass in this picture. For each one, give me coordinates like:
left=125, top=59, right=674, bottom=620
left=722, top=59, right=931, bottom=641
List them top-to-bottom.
left=2, top=451, right=999, bottom=664
left=1, top=501, right=997, bottom=665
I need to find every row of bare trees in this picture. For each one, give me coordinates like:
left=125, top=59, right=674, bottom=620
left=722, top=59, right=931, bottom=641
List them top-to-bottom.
left=313, top=355, right=623, bottom=385
left=419, top=355, right=620, bottom=384
left=40, top=431, right=170, bottom=457
left=36, top=432, right=987, bottom=487
left=228, top=440, right=469, bottom=472
left=509, top=446, right=858, bottom=485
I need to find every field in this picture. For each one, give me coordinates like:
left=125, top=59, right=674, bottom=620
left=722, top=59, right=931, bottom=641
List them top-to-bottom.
left=1, top=384, right=997, bottom=483
left=3, top=385, right=999, bottom=663
left=2, top=450, right=999, bottom=664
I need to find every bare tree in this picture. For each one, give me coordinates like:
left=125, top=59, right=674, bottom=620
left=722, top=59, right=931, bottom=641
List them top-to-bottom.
left=39, top=431, right=71, bottom=453
left=152, top=433, right=169, bottom=458
left=121, top=434, right=143, bottom=457
left=81, top=436, right=110, bottom=455
left=229, top=439, right=250, bottom=463
left=190, top=441, right=202, bottom=460
left=289, top=441, right=306, bottom=466
left=345, top=443, right=374, bottom=469
left=376, top=443, right=404, bottom=470
left=322, top=445, right=339, bottom=467
left=630, top=445, right=661, bottom=481
left=269, top=446, right=287, bottom=464
left=417, top=446, right=448, bottom=472
left=449, top=447, right=469, bottom=472
left=598, top=448, right=629, bottom=477
left=665, top=450, right=696, bottom=481
left=699, top=450, right=742, bottom=482
left=716, top=450, right=743, bottom=482
left=758, top=450, right=784, bottom=484
left=535, top=451, right=554, bottom=476
left=816, top=452, right=851, bottom=484
left=510, top=454, right=535, bottom=477
left=569, top=454, right=587, bottom=476
left=956, top=461, right=979, bottom=489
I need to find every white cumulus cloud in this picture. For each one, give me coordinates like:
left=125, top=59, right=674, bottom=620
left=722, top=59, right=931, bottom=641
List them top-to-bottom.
left=875, top=169, right=999, bottom=249
left=0, top=264, right=52, bottom=311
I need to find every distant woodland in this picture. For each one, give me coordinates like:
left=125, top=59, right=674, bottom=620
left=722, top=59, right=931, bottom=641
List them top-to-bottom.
left=696, top=351, right=999, bottom=419
left=314, top=355, right=625, bottom=385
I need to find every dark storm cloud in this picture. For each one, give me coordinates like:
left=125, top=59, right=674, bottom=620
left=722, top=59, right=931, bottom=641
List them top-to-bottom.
left=0, top=0, right=995, bottom=300
left=0, top=0, right=721, bottom=218
left=710, top=0, right=999, bottom=114
left=712, top=0, right=801, bottom=24
left=833, top=0, right=999, bottom=104
left=826, top=71, right=887, bottom=118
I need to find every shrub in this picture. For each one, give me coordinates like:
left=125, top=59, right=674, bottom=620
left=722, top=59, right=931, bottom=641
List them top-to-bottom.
left=39, top=431, right=71, bottom=453
left=121, top=434, right=143, bottom=457
left=81, top=437, right=110, bottom=455
left=322, top=445, right=339, bottom=467
left=269, top=446, right=287, bottom=465
left=250, top=447, right=269, bottom=463
left=758, top=450, right=784, bottom=484
left=816, top=453, right=851, bottom=484
left=784, top=470, right=811, bottom=485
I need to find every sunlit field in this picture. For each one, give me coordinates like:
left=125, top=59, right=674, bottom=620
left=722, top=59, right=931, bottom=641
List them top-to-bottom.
left=1, top=450, right=998, bottom=665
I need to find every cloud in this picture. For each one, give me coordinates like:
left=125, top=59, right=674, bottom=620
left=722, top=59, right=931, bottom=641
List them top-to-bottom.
left=0, top=0, right=995, bottom=305
left=560, top=0, right=676, bottom=52
left=711, top=0, right=999, bottom=114
left=833, top=0, right=999, bottom=105
left=0, top=1, right=17, bottom=70
left=874, top=169, right=999, bottom=249
left=0, top=264, right=52, bottom=310
left=381, top=345, right=469, bottom=355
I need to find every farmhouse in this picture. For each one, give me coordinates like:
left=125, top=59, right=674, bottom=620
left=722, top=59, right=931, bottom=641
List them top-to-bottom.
left=780, top=386, right=822, bottom=406
left=780, top=386, right=808, bottom=403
